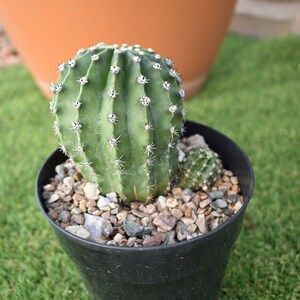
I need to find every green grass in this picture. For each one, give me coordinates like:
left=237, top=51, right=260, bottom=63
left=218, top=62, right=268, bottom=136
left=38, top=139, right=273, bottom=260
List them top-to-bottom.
left=0, top=34, right=299, bottom=299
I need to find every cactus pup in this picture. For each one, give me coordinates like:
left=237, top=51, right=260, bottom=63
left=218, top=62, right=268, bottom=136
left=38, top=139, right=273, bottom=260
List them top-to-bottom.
left=50, top=43, right=185, bottom=202
left=179, top=146, right=220, bottom=191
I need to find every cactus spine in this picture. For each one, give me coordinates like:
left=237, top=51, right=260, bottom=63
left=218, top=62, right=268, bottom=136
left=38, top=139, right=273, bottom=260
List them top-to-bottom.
left=50, top=43, right=185, bottom=202
left=179, top=146, right=220, bottom=191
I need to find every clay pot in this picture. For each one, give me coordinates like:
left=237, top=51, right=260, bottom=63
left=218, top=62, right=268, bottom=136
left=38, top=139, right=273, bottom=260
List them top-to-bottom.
left=0, top=0, right=236, bottom=98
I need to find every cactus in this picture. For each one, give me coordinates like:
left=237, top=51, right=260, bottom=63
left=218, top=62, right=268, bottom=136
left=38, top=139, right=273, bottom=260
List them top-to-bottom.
left=50, top=43, right=185, bottom=202
left=179, top=146, right=220, bottom=191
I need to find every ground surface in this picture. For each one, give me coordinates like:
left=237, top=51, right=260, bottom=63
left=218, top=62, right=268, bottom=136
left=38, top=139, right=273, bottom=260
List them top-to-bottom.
left=0, top=34, right=299, bottom=299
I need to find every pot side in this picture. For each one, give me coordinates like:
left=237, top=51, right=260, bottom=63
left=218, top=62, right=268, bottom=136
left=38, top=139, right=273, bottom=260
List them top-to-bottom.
left=36, top=121, right=254, bottom=300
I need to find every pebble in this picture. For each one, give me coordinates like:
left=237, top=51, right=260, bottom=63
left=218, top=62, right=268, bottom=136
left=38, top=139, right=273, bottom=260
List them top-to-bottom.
left=186, top=134, right=207, bottom=148
left=55, top=165, right=65, bottom=175
left=63, top=176, right=74, bottom=188
left=230, top=176, right=238, bottom=184
left=84, top=182, right=100, bottom=200
left=43, top=184, right=55, bottom=192
left=231, top=185, right=240, bottom=193
left=172, top=187, right=183, bottom=199
left=182, top=188, right=193, bottom=203
left=207, top=190, right=225, bottom=200
left=106, top=192, right=118, bottom=203
left=49, top=193, right=59, bottom=203
left=192, top=193, right=201, bottom=206
left=227, top=193, right=238, bottom=204
left=97, top=196, right=111, bottom=208
left=156, top=196, right=167, bottom=211
left=166, top=197, right=178, bottom=208
left=199, top=198, right=212, bottom=208
left=79, top=199, right=87, bottom=212
left=211, top=199, right=228, bottom=209
left=86, top=200, right=97, bottom=207
left=234, top=201, right=243, bottom=213
left=145, top=204, right=156, bottom=214
left=184, top=207, right=192, bottom=218
left=71, top=208, right=81, bottom=215
left=132, top=208, right=150, bottom=219
left=171, top=208, right=184, bottom=220
left=48, top=210, right=58, bottom=220
left=116, top=210, right=128, bottom=222
left=59, top=211, right=71, bottom=223
left=71, top=214, right=85, bottom=225
left=83, top=214, right=112, bottom=239
left=153, top=214, right=177, bottom=231
left=196, top=215, right=208, bottom=234
left=181, top=217, right=195, bottom=227
left=210, top=218, right=221, bottom=230
left=123, top=219, right=151, bottom=238
left=176, top=221, right=190, bottom=241
left=66, top=225, right=90, bottom=240
left=76, top=227, right=91, bottom=239
left=165, top=231, right=176, bottom=244
left=113, top=233, right=124, bottom=243
left=142, top=235, right=161, bottom=247
left=127, top=237, right=137, bottom=247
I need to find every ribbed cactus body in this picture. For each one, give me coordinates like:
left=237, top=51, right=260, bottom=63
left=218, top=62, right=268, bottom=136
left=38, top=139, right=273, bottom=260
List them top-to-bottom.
left=50, top=43, right=185, bottom=202
left=179, top=146, right=220, bottom=191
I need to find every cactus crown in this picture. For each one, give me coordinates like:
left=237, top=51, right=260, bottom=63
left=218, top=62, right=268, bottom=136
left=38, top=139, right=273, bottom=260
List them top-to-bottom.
left=50, top=43, right=185, bottom=202
left=179, top=146, right=220, bottom=191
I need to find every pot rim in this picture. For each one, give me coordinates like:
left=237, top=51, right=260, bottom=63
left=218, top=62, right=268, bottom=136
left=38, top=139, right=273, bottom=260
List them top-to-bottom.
left=36, top=121, right=255, bottom=252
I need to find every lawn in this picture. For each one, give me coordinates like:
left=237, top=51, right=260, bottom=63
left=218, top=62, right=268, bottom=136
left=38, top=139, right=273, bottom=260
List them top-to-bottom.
left=0, top=34, right=299, bottom=299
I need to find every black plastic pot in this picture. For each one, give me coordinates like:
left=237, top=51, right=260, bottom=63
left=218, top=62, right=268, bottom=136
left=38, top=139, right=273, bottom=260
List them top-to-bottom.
left=36, top=121, right=254, bottom=300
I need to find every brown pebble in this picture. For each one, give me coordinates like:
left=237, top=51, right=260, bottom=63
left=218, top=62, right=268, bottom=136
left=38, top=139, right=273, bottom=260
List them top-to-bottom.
left=73, top=172, right=83, bottom=181
left=223, top=175, right=230, bottom=183
left=213, top=177, right=223, bottom=188
left=231, top=185, right=240, bottom=193
left=172, top=187, right=183, bottom=199
left=200, top=192, right=208, bottom=200
left=73, top=193, right=85, bottom=202
left=192, top=193, right=201, bottom=206
left=63, top=195, right=72, bottom=202
left=79, top=200, right=87, bottom=212
left=86, top=200, right=97, bottom=207
left=145, top=204, right=156, bottom=214
left=184, top=208, right=192, bottom=218
left=48, top=210, right=58, bottom=220
left=71, top=214, right=85, bottom=225
left=153, top=214, right=177, bottom=231
left=142, top=235, right=161, bottom=247
left=119, top=239, right=128, bottom=246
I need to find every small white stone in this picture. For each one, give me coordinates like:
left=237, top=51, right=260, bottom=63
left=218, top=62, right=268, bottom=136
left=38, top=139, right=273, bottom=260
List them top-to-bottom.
left=63, top=176, right=74, bottom=188
left=84, top=182, right=100, bottom=200
left=106, top=192, right=118, bottom=203
left=49, top=193, right=59, bottom=203
left=97, top=196, right=111, bottom=208
left=156, top=196, right=167, bottom=211
left=166, top=198, right=178, bottom=208
left=75, top=227, right=91, bottom=239
left=113, top=233, right=124, bottom=243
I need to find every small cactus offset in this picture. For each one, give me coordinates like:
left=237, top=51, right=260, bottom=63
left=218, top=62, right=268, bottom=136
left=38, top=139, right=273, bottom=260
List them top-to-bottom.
left=50, top=43, right=185, bottom=202
left=179, top=146, right=220, bottom=191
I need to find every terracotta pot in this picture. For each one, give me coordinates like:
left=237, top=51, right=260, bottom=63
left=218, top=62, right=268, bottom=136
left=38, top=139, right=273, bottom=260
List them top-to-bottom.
left=0, top=0, right=236, bottom=98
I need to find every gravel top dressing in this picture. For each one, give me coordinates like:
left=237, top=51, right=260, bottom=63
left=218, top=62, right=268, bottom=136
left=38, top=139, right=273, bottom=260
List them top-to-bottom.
left=43, top=135, right=244, bottom=247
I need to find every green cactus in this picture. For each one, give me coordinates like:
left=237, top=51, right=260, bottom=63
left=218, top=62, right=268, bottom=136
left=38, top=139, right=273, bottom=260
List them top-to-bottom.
left=50, top=43, right=185, bottom=202
left=179, top=146, right=220, bottom=191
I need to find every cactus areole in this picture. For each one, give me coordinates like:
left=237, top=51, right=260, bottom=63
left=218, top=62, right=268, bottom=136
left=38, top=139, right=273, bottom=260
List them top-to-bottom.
left=50, top=43, right=185, bottom=202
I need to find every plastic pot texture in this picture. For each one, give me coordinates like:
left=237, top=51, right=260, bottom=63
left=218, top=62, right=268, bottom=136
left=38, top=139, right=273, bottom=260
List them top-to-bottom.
left=0, top=0, right=236, bottom=98
left=36, top=121, right=254, bottom=300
